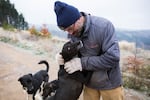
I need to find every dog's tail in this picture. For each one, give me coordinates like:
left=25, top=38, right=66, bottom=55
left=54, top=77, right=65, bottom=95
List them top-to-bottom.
left=38, top=60, right=49, bottom=72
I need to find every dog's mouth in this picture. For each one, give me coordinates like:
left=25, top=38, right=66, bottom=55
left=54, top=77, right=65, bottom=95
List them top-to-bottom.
left=23, top=86, right=34, bottom=92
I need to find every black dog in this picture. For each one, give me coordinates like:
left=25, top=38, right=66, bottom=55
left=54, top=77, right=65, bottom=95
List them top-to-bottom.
left=45, top=41, right=92, bottom=100
left=61, top=41, right=92, bottom=84
left=18, top=60, right=49, bottom=100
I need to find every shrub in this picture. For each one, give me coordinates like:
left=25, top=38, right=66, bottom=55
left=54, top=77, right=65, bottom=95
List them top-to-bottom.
left=2, top=23, right=15, bottom=31
left=28, top=25, right=40, bottom=36
left=28, top=25, right=51, bottom=38
left=119, top=41, right=135, bottom=51
left=123, top=56, right=150, bottom=95
left=124, top=56, right=144, bottom=74
left=136, top=65, right=150, bottom=79
left=123, top=74, right=150, bottom=92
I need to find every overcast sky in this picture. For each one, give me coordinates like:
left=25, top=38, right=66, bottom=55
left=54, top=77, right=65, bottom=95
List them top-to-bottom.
left=10, top=0, right=150, bottom=30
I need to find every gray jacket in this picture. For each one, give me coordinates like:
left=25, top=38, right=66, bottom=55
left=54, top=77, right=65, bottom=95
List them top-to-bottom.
left=70, top=12, right=122, bottom=90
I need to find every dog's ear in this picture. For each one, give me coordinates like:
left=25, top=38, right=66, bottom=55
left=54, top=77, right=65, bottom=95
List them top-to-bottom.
left=28, top=73, right=32, bottom=77
left=18, top=77, right=22, bottom=82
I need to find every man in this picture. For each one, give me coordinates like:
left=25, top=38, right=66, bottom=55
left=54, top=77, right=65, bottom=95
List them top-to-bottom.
left=54, top=1, right=124, bottom=100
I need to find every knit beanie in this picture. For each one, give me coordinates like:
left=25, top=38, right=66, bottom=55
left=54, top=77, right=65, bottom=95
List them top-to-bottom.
left=54, top=1, right=80, bottom=29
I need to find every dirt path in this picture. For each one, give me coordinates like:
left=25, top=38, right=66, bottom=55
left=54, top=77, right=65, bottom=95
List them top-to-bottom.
left=0, top=41, right=58, bottom=100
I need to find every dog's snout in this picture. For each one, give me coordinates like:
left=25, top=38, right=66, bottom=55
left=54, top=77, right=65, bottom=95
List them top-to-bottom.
left=77, top=40, right=83, bottom=50
left=23, top=87, right=27, bottom=90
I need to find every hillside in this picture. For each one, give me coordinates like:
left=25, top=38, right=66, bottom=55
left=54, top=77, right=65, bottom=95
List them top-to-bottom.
left=116, top=29, right=150, bottom=50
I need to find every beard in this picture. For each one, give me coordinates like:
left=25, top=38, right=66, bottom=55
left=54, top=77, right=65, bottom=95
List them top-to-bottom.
left=72, top=25, right=84, bottom=37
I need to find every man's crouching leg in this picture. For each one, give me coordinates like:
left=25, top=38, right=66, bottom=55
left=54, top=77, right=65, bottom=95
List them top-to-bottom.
left=83, top=86, right=124, bottom=100
left=83, top=86, right=100, bottom=100
left=100, top=86, right=124, bottom=100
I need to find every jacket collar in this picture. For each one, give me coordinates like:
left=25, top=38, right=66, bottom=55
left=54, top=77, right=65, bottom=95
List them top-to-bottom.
left=80, top=12, right=91, bottom=39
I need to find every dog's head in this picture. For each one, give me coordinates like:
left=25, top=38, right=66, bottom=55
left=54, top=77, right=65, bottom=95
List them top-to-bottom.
left=61, top=40, right=83, bottom=62
left=18, top=74, right=34, bottom=94
left=42, top=81, right=58, bottom=99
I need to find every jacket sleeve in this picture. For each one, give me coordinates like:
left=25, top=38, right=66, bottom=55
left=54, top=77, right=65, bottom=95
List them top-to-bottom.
left=81, top=22, right=120, bottom=71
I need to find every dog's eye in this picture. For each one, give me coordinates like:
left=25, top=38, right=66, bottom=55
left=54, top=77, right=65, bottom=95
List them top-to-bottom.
left=67, top=47, right=70, bottom=50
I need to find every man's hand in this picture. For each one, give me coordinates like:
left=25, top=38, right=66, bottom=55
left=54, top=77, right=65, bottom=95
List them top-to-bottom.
left=55, top=53, right=64, bottom=65
left=64, top=58, right=82, bottom=74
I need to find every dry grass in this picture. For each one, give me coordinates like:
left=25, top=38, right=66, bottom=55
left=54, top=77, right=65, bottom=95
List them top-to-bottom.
left=119, top=40, right=135, bottom=51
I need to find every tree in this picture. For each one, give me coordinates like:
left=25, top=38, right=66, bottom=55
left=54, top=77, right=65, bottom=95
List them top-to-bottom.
left=0, top=0, right=28, bottom=30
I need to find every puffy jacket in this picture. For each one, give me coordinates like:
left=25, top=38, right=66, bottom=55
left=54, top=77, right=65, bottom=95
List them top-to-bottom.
left=70, top=12, right=122, bottom=90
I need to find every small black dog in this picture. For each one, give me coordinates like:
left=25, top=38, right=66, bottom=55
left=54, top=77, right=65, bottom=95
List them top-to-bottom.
left=45, top=41, right=92, bottom=100
left=18, top=60, right=49, bottom=100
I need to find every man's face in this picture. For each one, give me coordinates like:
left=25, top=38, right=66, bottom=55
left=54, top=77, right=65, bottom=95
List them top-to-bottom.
left=59, top=20, right=83, bottom=37
left=65, top=23, right=76, bottom=35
